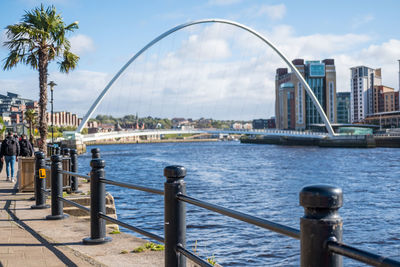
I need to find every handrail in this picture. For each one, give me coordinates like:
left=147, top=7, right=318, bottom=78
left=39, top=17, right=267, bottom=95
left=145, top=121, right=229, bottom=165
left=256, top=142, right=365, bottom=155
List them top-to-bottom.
left=59, top=170, right=90, bottom=180
left=100, top=178, right=164, bottom=195
left=176, top=193, right=300, bottom=239
left=59, top=197, right=90, bottom=213
left=98, top=212, right=164, bottom=243
left=327, top=240, right=400, bottom=267
left=176, top=244, right=213, bottom=267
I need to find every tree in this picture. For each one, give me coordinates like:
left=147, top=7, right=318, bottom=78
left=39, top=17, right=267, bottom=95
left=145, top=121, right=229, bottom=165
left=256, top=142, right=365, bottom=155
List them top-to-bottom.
left=2, top=4, right=79, bottom=153
left=24, top=109, right=37, bottom=144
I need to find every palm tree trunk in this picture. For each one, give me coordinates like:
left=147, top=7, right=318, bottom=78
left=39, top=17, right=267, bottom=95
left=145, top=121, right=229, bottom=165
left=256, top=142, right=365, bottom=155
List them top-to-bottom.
left=38, top=49, right=49, bottom=154
left=29, top=121, right=34, bottom=144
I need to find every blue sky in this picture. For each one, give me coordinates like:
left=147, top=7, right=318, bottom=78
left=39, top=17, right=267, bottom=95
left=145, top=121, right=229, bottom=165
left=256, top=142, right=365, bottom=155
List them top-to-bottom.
left=1, top=0, right=400, bottom=119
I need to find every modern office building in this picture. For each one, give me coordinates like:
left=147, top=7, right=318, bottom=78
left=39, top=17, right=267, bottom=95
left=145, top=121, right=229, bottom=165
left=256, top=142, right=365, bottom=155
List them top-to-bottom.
left=275, top=59, right=337, bottom=130
left=350, top=66, right=382, bottom=122
left=336, top=92, right=351, bottom=123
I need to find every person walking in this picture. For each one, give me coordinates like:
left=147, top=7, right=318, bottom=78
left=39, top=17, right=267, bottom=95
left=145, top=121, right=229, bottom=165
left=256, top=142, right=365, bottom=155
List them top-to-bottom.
left=1, top=131, right=20, bottom=182
left=19, top=134, right=34, bottom=157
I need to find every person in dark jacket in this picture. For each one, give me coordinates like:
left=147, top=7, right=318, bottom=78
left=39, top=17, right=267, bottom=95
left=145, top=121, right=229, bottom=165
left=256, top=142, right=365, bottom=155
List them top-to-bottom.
left=0, top=131, right=20, bottom=182
left=19, top=134, right=34, bottom=157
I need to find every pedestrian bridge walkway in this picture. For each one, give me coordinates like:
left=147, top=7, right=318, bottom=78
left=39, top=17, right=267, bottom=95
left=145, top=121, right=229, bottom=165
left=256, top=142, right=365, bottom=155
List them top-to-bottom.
left=64, top=128, right=329, bottom=143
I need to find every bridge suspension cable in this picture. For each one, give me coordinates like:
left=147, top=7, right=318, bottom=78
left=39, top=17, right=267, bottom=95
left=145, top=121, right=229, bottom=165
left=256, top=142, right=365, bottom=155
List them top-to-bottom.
left=76, top=19, right=336, bottom=136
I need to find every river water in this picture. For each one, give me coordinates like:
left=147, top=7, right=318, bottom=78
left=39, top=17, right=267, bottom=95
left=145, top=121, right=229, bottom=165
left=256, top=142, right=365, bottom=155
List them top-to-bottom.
left=78, top=141, right=400, bottom=266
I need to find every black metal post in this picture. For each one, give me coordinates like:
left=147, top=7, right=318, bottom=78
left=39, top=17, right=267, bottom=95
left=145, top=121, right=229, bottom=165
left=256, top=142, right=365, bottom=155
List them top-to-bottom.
left=51, top=88, right=54, bottom=144
left=55, top=146, right=60, bottom=155
left=62, top=147, right=70, bottom=157
left=86, top=148, right=100, bottom=183
left=91, top=148, right=101, bottom=159
left=70, top=149, right=81, bottom=193
left=31, top=151, right=49, bottom=209
left=46, top=154, right=68, bottom=220
left=83, top=158, right=111, bottom=245
left=164, top=165, right=187, bottom=267
left=300, top=185, right=343, bottom=267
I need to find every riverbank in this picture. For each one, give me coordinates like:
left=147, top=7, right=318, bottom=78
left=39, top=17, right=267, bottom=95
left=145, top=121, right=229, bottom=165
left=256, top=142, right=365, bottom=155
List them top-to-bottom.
left=241, top=134, right=400, bottom=148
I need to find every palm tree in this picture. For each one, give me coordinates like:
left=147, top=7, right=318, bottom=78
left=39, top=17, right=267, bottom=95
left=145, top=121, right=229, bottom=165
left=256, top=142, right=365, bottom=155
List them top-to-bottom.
left=2, top=4, right=79, bottom=153
left=24, top=109, right=37, bottom=144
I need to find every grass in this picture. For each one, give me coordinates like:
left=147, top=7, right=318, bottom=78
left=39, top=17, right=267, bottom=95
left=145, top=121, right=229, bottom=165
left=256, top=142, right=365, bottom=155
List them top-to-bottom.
left=162, top=133, right=194, bottom=139
left=109, top=230, right=121, bottom=234
left=193, top=240, right=217, bottom=266
left=132, top=242, right=165, bottom=253
left=120, top=250, right=129, bottom=254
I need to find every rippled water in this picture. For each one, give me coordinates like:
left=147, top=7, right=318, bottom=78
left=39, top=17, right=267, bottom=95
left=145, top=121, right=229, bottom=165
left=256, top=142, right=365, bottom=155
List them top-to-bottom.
left=78, top=141, right=400, bottom=266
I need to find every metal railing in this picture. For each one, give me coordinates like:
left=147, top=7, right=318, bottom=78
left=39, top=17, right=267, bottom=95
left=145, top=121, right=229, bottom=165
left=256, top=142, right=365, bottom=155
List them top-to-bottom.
left=31, top=147, right=400, bottom=267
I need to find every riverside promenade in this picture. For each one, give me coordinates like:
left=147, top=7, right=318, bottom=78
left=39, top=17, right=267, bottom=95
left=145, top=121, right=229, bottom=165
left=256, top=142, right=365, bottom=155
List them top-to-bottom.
left=0, top=170, right=164, bottom=266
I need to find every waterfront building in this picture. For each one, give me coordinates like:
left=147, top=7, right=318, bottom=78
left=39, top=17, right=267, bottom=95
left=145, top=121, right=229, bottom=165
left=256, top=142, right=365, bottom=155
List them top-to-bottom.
left=275, top=59, right=337, bottom=130
left=350, top=66, right=382, bottom=123
left=373, top=85, right=399, bottom=113
left=0, top=92, right=38, bottom=125
left=336, top=92, right=351, bottom=123
left=46, top=111, right=82, bottom=128
left=364, top=111, right=400, bottom=128
left=252, top=118, right=276, bottom=129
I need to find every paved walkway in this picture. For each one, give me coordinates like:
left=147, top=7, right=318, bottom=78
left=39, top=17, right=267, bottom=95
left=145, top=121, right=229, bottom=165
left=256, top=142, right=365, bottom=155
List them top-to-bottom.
left=0, top=166, right=164, bottom=267
left=0, top=178, right=93, bottom=266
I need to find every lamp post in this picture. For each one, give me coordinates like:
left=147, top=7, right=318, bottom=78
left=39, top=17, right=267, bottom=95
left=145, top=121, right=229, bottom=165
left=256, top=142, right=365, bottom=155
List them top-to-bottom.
left=48, top=81, right=57, bottom=144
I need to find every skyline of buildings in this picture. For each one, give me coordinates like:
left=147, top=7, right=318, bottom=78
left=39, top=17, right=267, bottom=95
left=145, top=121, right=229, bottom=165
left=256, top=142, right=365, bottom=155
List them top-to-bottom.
left=275, top=59, right=400, bottom=130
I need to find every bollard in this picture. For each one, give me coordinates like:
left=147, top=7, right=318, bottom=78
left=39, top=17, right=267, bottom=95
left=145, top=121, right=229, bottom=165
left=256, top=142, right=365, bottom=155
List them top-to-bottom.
left=55, top=146, right=61, bottom=155
left=62, top=147, right=70, bottom=157
left=87, top=148, right=100, bottom=183
left=91, top=148, right=101, bottom=159
left=70, top=149, right=81, bottom=192
left=31, top=151, right=49, bottom=209
left=46, top=155, right=69, bottom=220
left=83, top=158, right=112, bottom=245
left=164, top=165, right=187, bottom=267
left=300, top=185, right=343, bottom=267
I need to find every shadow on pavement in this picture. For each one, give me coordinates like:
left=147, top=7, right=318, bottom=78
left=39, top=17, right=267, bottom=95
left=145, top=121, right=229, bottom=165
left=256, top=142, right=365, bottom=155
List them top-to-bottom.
left=3, top=183, right=79, bottom=267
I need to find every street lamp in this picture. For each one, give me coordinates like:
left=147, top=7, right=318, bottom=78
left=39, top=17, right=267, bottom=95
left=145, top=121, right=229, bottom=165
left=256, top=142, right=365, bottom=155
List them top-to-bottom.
left=48, top=81, right=57, bottom=144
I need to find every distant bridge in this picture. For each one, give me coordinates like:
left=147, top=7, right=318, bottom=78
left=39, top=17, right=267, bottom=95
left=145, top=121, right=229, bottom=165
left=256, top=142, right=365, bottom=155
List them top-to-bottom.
left=64, top=129, right=328, bottom=143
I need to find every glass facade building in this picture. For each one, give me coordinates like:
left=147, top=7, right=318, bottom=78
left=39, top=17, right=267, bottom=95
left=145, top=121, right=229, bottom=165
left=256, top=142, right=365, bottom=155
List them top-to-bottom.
left=275, top=59, right=336, bottom=130
left=337, top=92, right=350, bottom=123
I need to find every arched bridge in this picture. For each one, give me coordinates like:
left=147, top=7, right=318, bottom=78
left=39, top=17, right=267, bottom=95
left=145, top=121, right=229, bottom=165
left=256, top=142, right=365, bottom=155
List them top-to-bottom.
left=73, top=19, right=337, bottom=141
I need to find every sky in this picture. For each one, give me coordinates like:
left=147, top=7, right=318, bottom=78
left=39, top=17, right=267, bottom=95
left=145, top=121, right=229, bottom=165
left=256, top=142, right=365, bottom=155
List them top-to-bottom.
left=1, top=0, right=400, bottom=120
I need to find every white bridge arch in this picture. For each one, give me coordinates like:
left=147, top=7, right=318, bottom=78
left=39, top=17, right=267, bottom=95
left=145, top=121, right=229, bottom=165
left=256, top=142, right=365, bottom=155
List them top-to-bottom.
left=76, top=19, right=336, bottom=136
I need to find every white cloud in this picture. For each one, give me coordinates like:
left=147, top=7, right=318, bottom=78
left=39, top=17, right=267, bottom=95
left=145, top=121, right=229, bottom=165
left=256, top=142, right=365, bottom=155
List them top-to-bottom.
left=207, top=0, right=241, bottom=6
left=242, top=4, right=286, bottom=20
left=257, top=4, right=286, bottom=20
left=352, top=14, right=374, bottom=29
left=0, top=30, right=8, bottom=50
left=69, top=34, right=95, bottom=54
left=334, top=39, right=400, bottom=91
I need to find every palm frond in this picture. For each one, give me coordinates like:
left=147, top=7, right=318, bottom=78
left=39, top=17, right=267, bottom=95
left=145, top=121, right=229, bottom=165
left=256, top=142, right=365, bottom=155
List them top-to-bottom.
left=59, top=50, right=79, bottom=73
